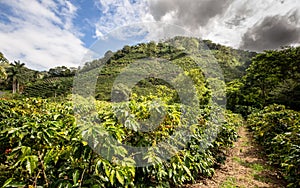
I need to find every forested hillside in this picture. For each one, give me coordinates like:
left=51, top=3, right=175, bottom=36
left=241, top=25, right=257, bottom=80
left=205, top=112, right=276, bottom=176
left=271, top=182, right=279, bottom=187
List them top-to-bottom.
left=1, top=37, right=256, bottom=100
left=227, top=46, right=300, bottom=113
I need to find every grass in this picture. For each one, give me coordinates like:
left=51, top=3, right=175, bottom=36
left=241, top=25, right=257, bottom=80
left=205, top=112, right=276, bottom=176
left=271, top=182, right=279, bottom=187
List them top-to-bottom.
left=0, top=90, right=13, bottom=98
left=241, top=141, right=250, bottom=147
left=232, top=156, right=274, bottom=184
left=232, top=156, right=266, bottom=172
left=232, top=156, right=243, bottom=163
left=251, top=163, right=265, bottom=172
left=253, top=174, right=270, bottom=183
left=220, top=177, right=238, bottom=188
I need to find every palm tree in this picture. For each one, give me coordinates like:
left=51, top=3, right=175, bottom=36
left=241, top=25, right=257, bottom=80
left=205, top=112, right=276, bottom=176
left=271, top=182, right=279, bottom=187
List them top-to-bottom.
left=8, top=61, right=25, bottom=94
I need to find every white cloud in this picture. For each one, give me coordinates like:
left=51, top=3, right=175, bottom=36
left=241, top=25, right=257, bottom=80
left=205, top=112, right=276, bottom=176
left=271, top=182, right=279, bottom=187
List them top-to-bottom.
left=0, top=0, right=87, bottom=70
left=94, top=0, right=153, bottom=39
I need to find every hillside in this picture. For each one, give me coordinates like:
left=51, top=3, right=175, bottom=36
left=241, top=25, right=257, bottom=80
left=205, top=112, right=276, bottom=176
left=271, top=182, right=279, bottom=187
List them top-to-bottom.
left=3, top=36, right=299, bottom=113
left=76, top=36, right=256, bottom=101
left=18, top=37, right=256, bottom=100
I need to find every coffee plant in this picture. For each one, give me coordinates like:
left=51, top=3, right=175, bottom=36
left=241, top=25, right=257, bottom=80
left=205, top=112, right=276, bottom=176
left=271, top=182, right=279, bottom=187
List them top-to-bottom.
left=247, top=104, right=300, bottom=187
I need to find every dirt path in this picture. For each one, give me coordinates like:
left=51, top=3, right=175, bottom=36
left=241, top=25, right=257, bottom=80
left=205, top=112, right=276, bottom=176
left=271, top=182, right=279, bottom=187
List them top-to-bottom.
left=186, top=126, right=287, bottom=188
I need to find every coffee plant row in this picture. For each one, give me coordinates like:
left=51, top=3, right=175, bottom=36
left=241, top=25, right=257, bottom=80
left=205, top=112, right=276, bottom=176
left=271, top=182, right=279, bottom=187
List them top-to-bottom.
left=0, top=98, right=243, bottom=187
left=247, top=104, right=300, bottom=187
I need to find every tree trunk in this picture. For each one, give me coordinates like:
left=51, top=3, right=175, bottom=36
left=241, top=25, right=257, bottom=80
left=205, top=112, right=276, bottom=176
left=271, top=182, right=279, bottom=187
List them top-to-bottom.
left=12, top=78, right=16, bottom=94
left=17, top=81, right=20, bottom=94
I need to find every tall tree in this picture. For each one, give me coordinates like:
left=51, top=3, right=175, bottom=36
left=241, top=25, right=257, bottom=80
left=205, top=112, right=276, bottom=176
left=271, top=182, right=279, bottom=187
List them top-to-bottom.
left=242, top=46, right=300, bottom=110
left=0, top=52, right=9, bottom=64
left=0, top=53, right=9, bottom=86
left=8, top=60, right=25, bottom=94
left=0, top=66, right=7, bottom=81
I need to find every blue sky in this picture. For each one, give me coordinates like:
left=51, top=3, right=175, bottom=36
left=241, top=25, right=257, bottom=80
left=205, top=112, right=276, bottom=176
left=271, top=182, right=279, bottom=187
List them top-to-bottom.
left=0, top=0, right=299, bottom=70
left=72, top=0, right=99, bottom=47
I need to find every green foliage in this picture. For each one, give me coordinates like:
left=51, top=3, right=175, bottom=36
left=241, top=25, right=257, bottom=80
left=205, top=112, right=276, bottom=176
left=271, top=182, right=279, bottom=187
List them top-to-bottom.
left=2, top=37, right=255, bottom=101
left=75, top=37, right=254, bottom=102
left=203, top=40, right=256, bottom=82
left=240, top=47, right=300, bottom=111
left=0, top=52, right=9, bottom=65
left=0, top=53, right=8, bottom=81
left=1, top=60, right=41, bottom=94
left=7, top=61, right=26, bottom=94
left=0, top=66, right=7, bottom=81
left=48, top=66, right=76, bottom=77
left=24, top=77, right=73, bottom=98
left=0, top=98, right=243, bottom=187
left=247, top=104, right=300, bottom=187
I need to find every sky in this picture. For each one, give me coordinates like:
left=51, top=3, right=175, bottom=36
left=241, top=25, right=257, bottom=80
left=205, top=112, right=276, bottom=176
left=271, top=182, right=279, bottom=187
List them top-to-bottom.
left=0, top=0, right=299, bottom=70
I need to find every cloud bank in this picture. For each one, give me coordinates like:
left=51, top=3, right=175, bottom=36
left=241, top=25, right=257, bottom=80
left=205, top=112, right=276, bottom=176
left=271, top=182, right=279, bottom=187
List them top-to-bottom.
left=0, top=0, right=87, bottom=70
left=93, top=0, right=299, bottom=52
left=149, top=0, right=232, bottom=28
left=240, top=11, right=300, bottom=51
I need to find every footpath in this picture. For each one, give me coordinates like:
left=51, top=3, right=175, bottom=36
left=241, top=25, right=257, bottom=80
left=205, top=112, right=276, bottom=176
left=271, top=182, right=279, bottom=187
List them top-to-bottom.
left=186, top=126, right=287, bottom=188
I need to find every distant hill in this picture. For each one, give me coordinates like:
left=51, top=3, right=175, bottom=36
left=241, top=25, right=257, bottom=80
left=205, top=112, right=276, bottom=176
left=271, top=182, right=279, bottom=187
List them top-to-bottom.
left=24, top=36, right=257, bottom=100
left=78, top=36, right=256, bottom=101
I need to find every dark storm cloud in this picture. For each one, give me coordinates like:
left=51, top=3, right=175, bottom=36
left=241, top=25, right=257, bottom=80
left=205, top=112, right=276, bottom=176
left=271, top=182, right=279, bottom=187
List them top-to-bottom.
left=149, top=0, right=233, bottom=29
left=240, top=12, right=300, bottom=52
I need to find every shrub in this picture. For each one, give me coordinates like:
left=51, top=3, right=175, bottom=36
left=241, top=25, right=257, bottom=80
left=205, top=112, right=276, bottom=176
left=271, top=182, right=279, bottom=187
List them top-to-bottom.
left=247, top=104, right=300, bottom=187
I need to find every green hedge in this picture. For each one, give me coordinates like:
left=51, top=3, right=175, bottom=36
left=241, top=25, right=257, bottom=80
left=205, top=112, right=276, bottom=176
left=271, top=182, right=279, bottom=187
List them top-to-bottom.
left=247, top=104, right=300, bottom=187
